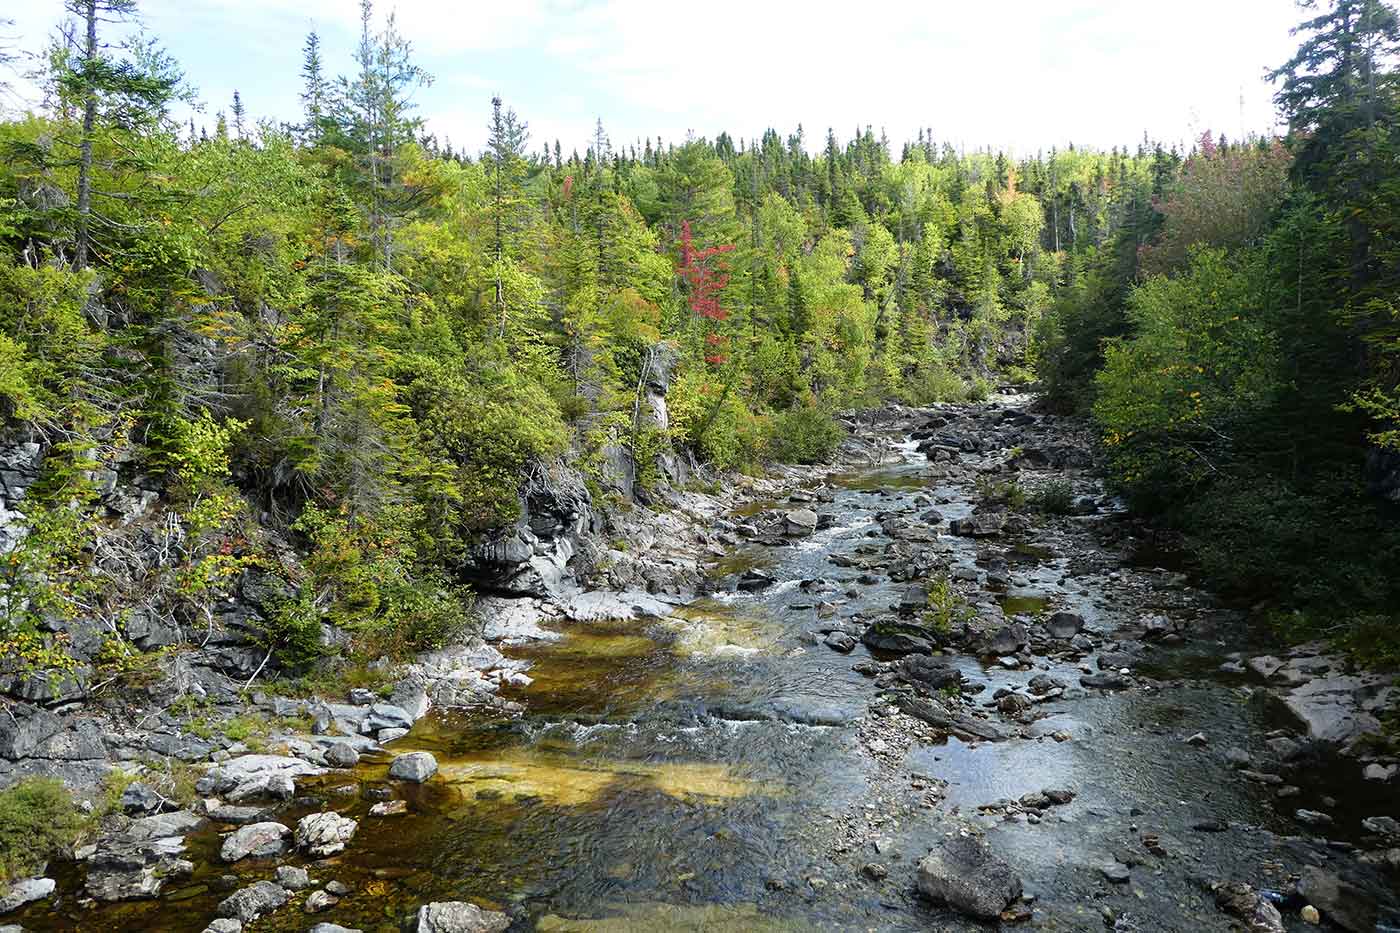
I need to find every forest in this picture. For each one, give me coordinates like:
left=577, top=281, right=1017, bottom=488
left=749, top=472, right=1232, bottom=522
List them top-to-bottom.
left=1, top=0, right=1398, bottom=686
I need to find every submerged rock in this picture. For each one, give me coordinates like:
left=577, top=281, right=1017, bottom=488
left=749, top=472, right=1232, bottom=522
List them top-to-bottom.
left=916, top=833, right=1022, bottom=919
left=217, top=880, right=288, bottom=924
left=414, top=900, right=510, bottom=933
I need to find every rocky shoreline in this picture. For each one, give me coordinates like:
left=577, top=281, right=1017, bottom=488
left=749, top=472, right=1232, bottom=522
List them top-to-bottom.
left=2, top=395, right=1397, bottom=931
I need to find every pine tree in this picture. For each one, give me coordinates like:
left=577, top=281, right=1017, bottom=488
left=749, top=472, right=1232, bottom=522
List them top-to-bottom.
left=299, top=30, right=327, bottom=142
left=486, top=95, right=530, bottom=337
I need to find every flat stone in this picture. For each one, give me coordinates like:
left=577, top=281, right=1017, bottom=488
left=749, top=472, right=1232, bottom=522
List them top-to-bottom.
left=220, top=822, right=291, bottom=862
left=275, top=865, right=312, bottom=891
left=0, top=877, right=55, bottom=913
left=217, top=880, right=289, bottom=923
left=414, top=901, right=510, bottom=933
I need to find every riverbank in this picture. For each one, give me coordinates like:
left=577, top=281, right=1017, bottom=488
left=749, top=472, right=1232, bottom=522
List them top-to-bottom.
left=6, top=394, right=1398, bottom=931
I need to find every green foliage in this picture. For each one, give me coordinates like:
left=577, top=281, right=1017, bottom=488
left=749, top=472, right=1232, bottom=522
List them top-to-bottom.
left=766, top=403, right=845, bottom=464
left=975, top=477, right=1026, bottom=510
left=1029, top=478, right=1074, bottom=515
left=923, top=575, right=975, bottom=634
left=0, top=778, right=84, bottom=884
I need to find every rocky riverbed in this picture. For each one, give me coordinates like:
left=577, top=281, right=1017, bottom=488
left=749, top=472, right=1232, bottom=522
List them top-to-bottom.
left=4, top=394, right=1398, bottom=932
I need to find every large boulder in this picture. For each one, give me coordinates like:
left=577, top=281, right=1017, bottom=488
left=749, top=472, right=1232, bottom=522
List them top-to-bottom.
left=784, top=509, right=819, bottom=536
left=1279, top=675, right=1384, bottom=745
left=388, top=751, right=438, bottom=783
left=199, top=754, right=324, bottom=802
left=295, top=811, right=358, bottom=858
left=220, top=821, right=291, bottom=862
left=917, top=833, right=1022, bottom=919
left=1297, top=867, right=1378, bottom=933
left=217, top=880, right=288, bottom=924
left=414, top=901, right=510, bottom=933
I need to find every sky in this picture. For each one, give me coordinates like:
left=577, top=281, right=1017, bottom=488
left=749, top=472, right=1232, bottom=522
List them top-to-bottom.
left=3, top=0, right=1306, bottom=157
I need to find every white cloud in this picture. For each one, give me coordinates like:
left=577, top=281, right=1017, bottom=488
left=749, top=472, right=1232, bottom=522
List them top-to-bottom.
left=4, top=0, right=1303, bottom=156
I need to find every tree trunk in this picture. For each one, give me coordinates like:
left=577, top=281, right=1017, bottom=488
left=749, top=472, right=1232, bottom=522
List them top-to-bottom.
left=74, top=0, right=98, bottom=271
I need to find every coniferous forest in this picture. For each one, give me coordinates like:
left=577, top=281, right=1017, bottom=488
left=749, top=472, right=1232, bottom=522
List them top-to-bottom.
left=0, top=2, right=1399, bottom=929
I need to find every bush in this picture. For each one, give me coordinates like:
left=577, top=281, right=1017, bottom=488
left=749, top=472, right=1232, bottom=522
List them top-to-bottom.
left=901, top=362, right=967, bottom=404
left=966, top=374, right=993, bottom=402
left=767, top=404, right=845, bottom=464
left=1030, top=479, right=1074, bottom=514
left=0, top=778, right=84, bottom=883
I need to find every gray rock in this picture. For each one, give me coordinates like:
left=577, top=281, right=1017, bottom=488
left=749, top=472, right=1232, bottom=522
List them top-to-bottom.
left=784, top=509, right=818, bottom=536
left=949, top=514, right=1004, bottom=537
left=1045, top=611, right=1084, bottom=639
left=823, top=631, right=857, bottom=653
left=1247, top=656, right=1284, bottom=679
left=1280, top=676, right=1383, bottom=745
left=362, top=703, right=413, bottom=732
left=0, top=704, right=62, bottom=759
left=324, top=743, right=359, bottom=768
left=388, top=752, right=437, bottom=783
left=121, top=781, right=163, bottom=814
left=207, top=803, right=268, bottom=825
left=295, top=811, right=357, bottom=857
left=1362, top=815, right=1400, bottom=837
left=220, top=821, right=291, bottom=862
left=916, top=833, right=1022, bottom=919
left=1099, top=861, right=1131, bottom=883
left=275, top=865, right=311, bottom=891
left=1297, top=866, right=1377, bottom=932
left=0, top=877, right=55, bottom=914
left=217, top=880, right=289, bottom=924
left=303, top=889, right=339, bottom=913
left=414, top=901, right=510, bottom=933
left=203, top=920, right=243, bottom=933
left=309, top=925, right=362, bottom=933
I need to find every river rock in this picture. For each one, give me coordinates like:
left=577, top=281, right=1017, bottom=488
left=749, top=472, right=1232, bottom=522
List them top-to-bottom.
left=784, top=509, right=818, bottom=536
left=949, top=514, right=1004, bottom=538
left=1045, top=611, right=1084, bottom=639
left=862, top=620, right=935, bottom=655
left=824, top=631, right=857, bottom=653
left=899, top=655, right=962, bottom=690
left=1278, top=675, right=1384, bottom=746
left=362, top=703, right=413, bottom=732
left=324, top=742, right=360, bottom=768
left=389, top=751, right=438, bottom=783
left=200, top=754, right=324, bottom=802
left=207, top=803, right=268, bottom=825
left=296, top=812, right=358, bottom=857
left=220, top=821, right=291, bottom=862
left=916, top=833, right=1022, bottom=919
left=275, top=865, right=311, bottom=891
left=1296, top=866, right=1377, bottom=932
left=0, top=877, right=54, bottom=914
left=217, top=880, right=289, bottom=924
left=1214, top=881, right=1285, bottom=933
left=304, top=889, right=339, bottom=913
left=414, top=900, right=511, bottom=933
left=203, top=920, right=242, bottom=933
left=309, top=925, right=362, bottom=933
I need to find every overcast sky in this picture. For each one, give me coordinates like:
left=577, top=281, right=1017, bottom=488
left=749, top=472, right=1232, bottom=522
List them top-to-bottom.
left=4, top=0, right=1305, bottom=157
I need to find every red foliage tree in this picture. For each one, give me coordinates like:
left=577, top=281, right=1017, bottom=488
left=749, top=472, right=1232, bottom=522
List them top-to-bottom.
left=677, top=220, right=735, bottom=365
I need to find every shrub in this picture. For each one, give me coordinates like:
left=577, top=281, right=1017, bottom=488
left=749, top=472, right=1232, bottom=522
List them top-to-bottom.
left=767, top=404, right=845, bottom=464
left=1030, top=479, right=1074, bottom=515
left=923, top=575, right=975, bottom=633
left=0, top=778, right=84, bottom=883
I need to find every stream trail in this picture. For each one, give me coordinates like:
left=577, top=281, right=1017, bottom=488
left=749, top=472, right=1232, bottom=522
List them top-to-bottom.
left=20, top=395, right=1399, bottom=932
